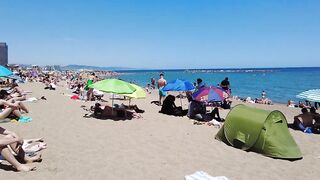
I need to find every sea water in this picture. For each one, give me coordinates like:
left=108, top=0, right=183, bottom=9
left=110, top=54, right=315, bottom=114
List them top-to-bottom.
left=117, top=67, right=320, bottom=104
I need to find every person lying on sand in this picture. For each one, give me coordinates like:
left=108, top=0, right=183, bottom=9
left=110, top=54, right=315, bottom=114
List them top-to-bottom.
left=255, top=98, right=273, bottom=105
left=0, top=99, right=30, bottom=120
left=90, top=102, right=142, bottom=119
left=0, top=127, right=42, bottom=172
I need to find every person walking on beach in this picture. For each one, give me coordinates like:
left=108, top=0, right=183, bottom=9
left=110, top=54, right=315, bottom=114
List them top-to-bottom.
left=158, top=73, right=167, bottom=105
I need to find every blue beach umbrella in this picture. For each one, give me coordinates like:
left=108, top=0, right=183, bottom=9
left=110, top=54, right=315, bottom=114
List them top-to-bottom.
left=0, top=65, right=13, bottom=77
left=5, top=74, right=24, bottom=83
left=162, top=79, right=195, bottom=106
left=162, top=79, right=195, bottom=92
left=296, top=89, right=320, bottom=103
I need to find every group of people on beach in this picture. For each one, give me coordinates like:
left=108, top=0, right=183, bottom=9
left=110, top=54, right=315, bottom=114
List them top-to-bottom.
left=0, top=73, right=45, bottom=172
left=156, top=74, right=232, bottom=126
left=293, top=107, right=320, bottom=133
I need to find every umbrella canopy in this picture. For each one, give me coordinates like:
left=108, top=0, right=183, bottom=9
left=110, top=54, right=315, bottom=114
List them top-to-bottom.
left=0, top=65, right=13, bottom=77
left=5, top=74, right=24, bottom=83
left=89, top=79, right=136, bottom=94
left=162, top=79, right=195, bottom=92
left=123, top=83, right=146, bottom=99
left=192, top=86, right=227, bottom=102
left=296, top=89, right=320, bottom=103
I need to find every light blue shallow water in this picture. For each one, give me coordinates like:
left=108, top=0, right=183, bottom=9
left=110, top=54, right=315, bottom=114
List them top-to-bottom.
left=117, top=67, right=320, bottom=104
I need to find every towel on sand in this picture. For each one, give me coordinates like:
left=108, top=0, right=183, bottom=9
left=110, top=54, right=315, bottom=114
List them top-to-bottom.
left=23, top=97, right=38, bottom=102
left=185, top=171, right=228, bottom=180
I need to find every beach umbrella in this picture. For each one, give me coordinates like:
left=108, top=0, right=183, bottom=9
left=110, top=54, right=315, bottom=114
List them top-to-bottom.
left=0, top=65, right=13, bottom=77
left=5, top=74, right=24, bottom=83
left=89, top=79, right=137, bottom=114
left=89, top=79, right=136, bottom=94
left=162, top=79, right=195, bottom=106
left=162, top=79, right=195, bottom=92
left=122, top=83, right=146, bottom=106
left=123, top=83, right=146, bottom=99
left=192, top=86, right=227, bottom=102
left=296, top=89, right=320, bottom=103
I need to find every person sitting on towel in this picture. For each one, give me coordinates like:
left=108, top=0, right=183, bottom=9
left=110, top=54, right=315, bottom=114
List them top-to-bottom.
left=186, top=93, right=223, bottom=121
left=293, top=108, right=314, bottom=133
left=0, top=126, right=42, bottom=172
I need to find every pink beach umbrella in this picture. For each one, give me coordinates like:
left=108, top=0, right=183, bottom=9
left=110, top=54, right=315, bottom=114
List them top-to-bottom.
left=192, top=86, right=227, bottom=102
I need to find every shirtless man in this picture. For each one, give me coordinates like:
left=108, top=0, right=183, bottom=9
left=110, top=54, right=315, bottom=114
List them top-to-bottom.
left=157, top=73, right=167, bottom=105
left=293, top=108, right=314, bottom=133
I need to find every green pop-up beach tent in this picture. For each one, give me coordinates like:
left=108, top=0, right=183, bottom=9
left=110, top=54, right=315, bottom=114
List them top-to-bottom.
left=216, top=104, right=302, bottom=160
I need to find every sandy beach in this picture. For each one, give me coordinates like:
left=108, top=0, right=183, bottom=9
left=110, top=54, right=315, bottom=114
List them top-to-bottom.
left=1, top=81, right=320, bottom=180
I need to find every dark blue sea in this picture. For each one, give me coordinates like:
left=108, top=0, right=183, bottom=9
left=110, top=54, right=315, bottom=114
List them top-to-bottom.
left=117, top=67, right=320, bottom=104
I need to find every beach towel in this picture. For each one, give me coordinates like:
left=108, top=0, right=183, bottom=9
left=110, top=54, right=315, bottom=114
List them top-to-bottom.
left=71, top=95, right=80, bottom=100
left=23, top=97, right=38, bottom=103
left=18, top=116, right=32, bottom=123
left=22, top=142, right=47, bottom=154
left=185, top=171, right=228, bottom=180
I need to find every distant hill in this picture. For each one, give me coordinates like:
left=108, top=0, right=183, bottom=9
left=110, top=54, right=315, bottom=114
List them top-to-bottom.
left=62, top=64, right=136, bottom=71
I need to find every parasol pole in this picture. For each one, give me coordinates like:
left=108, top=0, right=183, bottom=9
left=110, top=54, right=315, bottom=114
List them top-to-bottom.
left=179, top=92, right=183, bottom=107
left=112, top=93, right=114, bottom=116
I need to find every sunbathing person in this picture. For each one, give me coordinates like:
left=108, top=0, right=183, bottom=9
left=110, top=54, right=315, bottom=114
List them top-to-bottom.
left=10, top=83, right=27, bottom=100
left=0, top=87, right=26, bottom=102
left=159, top=95, right=188, bottom=116
left=0, top=98, right=29, bottom=113
left=255, top=98, right=273, bottom=105
left=187, top=100, right=223, bottom=122
left=92, top=102, right=142, bottom=119
left=120, top=104, right=144, bottom=113
left=310, top=107, right=320, bottom=133
left=293, top=108, right=314, bottom=133
left=0, top=127, right=42, bottom=172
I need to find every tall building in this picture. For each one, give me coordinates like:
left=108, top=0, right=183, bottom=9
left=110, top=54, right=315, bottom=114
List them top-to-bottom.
left=0, top=43, right=8, bottom=66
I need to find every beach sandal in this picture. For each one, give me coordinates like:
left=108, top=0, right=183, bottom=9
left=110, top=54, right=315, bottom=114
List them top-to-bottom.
left=40, top=96, right=47, bottom=100
left=193, top=121, right=205, bottom=125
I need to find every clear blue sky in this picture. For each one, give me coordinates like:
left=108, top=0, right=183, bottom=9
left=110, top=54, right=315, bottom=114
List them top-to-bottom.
left=0, top=0, right=319, bottom=69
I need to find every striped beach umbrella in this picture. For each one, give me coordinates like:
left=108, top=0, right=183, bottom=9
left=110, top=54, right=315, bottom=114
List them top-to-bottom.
left=192, top=86, right=227, bottom=102
left=296, top=89, right=320, bottom=103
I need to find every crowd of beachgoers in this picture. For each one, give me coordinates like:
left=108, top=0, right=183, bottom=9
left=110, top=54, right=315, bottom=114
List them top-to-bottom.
left=0, top=66, right=320, bottom=173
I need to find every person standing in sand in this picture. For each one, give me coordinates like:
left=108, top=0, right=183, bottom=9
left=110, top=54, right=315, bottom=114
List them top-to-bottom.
left=157, top=73, right=167, bottom=105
